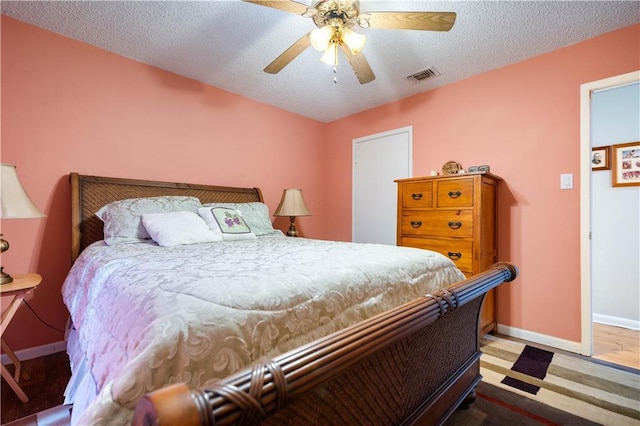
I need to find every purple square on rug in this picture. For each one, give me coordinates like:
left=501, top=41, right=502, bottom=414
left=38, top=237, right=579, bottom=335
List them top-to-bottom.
left=501, top=345, right=554, bottom=394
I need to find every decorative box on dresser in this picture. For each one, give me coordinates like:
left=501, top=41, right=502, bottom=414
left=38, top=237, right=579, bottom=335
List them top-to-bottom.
left=395, top=173, right=502, bottom=336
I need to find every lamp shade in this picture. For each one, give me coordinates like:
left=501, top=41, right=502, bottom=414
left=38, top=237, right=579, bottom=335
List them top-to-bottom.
left=310, top=25, right=334, bottom=52
left=342, top=28, right=366, bottom=55
left=320, top=42, right=339, bottom=65
left=1, top=164, right=46, bottom=219
left=273, top=189, right=311, bottom=217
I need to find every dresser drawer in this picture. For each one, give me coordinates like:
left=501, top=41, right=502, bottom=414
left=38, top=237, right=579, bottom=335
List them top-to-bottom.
left=436, top=178, right=474, bottom=207
left=402, top=182, right=433, bottom=208
left=401, top=210, right=474, bottom=238
left=401, top=237, right=473, bottom=272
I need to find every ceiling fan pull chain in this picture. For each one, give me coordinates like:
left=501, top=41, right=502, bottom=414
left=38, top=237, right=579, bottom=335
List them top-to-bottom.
left=333, top=66, right=338, bottom=84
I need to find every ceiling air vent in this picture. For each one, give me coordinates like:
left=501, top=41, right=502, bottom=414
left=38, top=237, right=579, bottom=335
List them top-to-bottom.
left=406, top=66, right=441, bottom=84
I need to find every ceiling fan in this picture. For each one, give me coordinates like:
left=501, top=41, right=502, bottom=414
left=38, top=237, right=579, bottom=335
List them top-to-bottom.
left=242, top=0, right=456, bottom=84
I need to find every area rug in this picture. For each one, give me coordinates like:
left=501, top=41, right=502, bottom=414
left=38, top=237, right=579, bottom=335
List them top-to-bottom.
left=479, top=334, right=640, bottom=426
left=501, top=344, right=554, bottom=394
left=446, top=381, right=600, bottom=425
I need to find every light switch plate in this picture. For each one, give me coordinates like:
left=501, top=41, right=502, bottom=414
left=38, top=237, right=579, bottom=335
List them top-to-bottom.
left=560, top=173, right=573, bottom=189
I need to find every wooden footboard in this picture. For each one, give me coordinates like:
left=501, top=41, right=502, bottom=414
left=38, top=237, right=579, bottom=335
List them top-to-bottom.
left=133, top=262, right=517, bottom=426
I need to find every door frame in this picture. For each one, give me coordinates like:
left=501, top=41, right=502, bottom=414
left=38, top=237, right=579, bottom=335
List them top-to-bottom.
left=579, top=70, right=640, bottom=356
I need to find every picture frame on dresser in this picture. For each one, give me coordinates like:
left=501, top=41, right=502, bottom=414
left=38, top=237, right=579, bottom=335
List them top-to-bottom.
left=612, top=141, right=640, bottom=187
left=591, top=145, right=611, bottom=171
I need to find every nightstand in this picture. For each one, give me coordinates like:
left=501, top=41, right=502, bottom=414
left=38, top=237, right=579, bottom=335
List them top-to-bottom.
left=1, top=273, right=42, bottom=403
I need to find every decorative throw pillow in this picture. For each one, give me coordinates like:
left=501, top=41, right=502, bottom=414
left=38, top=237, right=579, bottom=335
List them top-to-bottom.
left=97, top=196, right=202, bottom=245
left=201, top=202, right=278, bottom=236
left=197, top=207, right=257, bottom=241
left=141, top=211, right=222, bottom=247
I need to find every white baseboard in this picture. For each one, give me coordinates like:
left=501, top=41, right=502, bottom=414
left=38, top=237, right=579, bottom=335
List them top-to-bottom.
left=593, top=314, right=640, bottom=331
left=496, top=324, right=583, bottom=354
left=1, top=340, right=67, bottom=365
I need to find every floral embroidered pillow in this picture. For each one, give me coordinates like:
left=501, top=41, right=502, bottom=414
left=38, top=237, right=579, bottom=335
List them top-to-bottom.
left=202, top=202, right=278, bottom=236
left=197, top=207, right=257, bottom=241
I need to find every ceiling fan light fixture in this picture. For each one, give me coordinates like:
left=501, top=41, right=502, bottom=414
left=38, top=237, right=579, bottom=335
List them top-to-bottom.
left=243, top=0, right=456, bottom=85
left=310, top=25, right=334, bottom=51
left=341, top=28, right=366, bottom=55
left=320, top=42, right=339, bottom=65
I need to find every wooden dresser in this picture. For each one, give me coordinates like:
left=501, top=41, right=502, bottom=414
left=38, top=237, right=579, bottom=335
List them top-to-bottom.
left=395, top=173, right=501, bottom=335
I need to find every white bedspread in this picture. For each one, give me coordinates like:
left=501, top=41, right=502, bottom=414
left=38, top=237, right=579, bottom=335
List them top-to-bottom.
left=62, top=236, right=465, bottom=425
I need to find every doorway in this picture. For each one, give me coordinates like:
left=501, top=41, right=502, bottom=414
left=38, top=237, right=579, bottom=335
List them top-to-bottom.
left=579, top=71, right=640, bottom=364
left=352, top=126, right=412, bottom=244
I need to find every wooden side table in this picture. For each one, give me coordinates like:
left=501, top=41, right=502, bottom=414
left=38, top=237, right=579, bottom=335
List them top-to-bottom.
left=1, top=273, right=42, bottom=403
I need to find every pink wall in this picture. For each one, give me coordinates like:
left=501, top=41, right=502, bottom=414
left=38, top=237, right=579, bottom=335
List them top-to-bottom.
left=2, top=15, right=639, bottom=352
left=1, top=17, right=325, bottom=351
left=324, top=24, right=640, bottom=343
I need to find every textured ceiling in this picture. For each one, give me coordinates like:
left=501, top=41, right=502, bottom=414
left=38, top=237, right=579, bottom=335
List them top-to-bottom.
left=2, top=1, right=639, bottom=122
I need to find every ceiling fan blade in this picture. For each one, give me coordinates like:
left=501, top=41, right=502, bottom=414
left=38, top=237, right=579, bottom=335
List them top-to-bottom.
left=242, top=0, right=312, bottom=16
left=360, top=11, right=456, bottom=32
left=264, top=33, right=311, bottom=74
left=340, top=45, right=375, bottom=84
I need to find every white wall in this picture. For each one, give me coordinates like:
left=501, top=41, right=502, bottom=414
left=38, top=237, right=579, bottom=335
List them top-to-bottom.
left=591, top=82, right=640, bottom=329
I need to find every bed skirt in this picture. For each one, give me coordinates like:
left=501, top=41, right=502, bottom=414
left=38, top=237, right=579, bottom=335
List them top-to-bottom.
left=63, top=326, right=98, bottom=425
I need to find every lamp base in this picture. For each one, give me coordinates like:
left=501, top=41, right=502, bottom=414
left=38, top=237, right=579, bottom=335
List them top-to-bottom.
left=286, top=216, right=299, bottom=237
left=0, top=236, right=11, bottom=284
left=0, top=267, right=14, bottom=285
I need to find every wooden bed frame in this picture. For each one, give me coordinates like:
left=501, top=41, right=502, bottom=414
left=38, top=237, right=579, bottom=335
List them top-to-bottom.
left=69, top=173, right=518, bottom=425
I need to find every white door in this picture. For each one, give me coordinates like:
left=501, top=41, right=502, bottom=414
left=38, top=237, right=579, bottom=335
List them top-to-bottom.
left=353, top=126, right=412, bottom=244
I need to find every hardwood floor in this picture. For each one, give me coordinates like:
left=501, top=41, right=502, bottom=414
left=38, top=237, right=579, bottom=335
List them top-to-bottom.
left=592, top=322, right=640, bottom=370
left=1, top=326, right=637, bottom=424
left=0, top=351, right=70, bottom=425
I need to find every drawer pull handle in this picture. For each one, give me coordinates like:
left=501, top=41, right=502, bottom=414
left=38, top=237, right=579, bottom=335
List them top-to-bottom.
left=448, top=191, right=462, bottom=199
left=411, top=193, right=423, bottom=200
left=410, top=220, right=422, bottom=228
left=448, top=221, right=462, bottom=230
left=447, top=251, right=462, bottom=260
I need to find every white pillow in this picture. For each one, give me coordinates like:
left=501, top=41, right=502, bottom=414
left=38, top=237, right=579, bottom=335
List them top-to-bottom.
left=197, top=207, right=257, bottom=241
left=141, top=211, right=222, bottom=247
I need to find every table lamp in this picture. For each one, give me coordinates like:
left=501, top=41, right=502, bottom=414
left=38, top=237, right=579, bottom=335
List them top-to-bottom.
left=0, top=164, right=46, bottom=284
left=274, top=188, right=310, bottom=237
